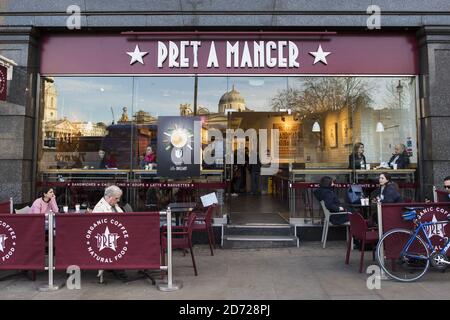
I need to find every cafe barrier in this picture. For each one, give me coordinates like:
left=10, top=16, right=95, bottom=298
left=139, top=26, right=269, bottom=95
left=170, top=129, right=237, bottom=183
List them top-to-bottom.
left=377, top=202, right=450, bottom=280
left=0, top=210, right=182, bottom=292
left=55, top=212, right=161, bottom=270
left=0, top=214, right=46, bottom=270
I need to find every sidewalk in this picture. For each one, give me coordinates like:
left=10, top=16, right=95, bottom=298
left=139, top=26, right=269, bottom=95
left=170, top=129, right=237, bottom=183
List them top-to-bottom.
left=1, top=241, right=449, bottom=300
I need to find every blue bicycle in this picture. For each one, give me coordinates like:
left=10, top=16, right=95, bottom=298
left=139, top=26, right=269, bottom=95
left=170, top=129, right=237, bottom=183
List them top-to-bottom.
left=376, top=209, right=450, bottom=282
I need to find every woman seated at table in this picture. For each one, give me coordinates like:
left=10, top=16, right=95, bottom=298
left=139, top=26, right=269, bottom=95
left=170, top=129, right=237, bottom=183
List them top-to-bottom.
left=349, top=142, right=367, bottom=170
left=371, top=172, right=403, bottom=203
left=314, top=176, right=349, bottom=225
left=30, top=187, right=59, bottom=214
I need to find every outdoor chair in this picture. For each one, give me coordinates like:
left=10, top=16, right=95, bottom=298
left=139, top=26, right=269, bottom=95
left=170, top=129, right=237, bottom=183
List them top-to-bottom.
left=320, top=200, right=351, bottom=249
left=192, top=204, right=217, bottom=256
left=15, top=206, right=31, bottom=214
left=345, top=212, right=379, bottom=273
left=161, top=213, right=198, bottom=276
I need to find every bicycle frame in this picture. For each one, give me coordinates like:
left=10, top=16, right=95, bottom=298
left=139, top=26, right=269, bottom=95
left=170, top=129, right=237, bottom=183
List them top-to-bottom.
left=401, top=220, right=450, bottom=260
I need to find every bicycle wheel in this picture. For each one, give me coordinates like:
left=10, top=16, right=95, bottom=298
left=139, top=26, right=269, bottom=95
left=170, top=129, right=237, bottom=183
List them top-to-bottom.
left=376, top=228, right=430, bottom=282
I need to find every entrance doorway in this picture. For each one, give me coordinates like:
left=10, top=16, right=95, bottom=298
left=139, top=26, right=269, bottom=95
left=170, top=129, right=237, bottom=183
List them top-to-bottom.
left=225, top=111, right=291, bottom=225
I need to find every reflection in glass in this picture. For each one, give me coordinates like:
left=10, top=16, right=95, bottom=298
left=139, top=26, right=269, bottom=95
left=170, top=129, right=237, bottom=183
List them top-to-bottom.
left=38, top=75, right=418, bottom=171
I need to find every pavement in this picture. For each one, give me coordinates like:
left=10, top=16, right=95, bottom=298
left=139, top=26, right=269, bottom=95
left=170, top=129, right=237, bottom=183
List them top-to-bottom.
left=1, top=241, right=450, bottom=300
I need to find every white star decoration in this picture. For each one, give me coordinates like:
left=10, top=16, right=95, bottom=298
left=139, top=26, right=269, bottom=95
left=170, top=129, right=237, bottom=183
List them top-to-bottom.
left=127, top=45, right=148, bottom=65
left=309, top=45, right=331, bottom=65
left=96, top=226, right=120, bottom=252
left=0, top=235, right=8, bottom=253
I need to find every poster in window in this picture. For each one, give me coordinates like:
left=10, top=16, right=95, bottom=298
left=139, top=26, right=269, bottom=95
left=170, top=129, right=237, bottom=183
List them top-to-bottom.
left=157, top=116, right=201, bottom=178
left=341, top=119, right=352, bottom=145
left=328, top=122, right=338, bottom=148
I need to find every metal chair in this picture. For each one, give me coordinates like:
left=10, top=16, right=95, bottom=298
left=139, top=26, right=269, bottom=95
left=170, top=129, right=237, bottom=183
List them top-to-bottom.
left=320, top=200, right=351, bottom=249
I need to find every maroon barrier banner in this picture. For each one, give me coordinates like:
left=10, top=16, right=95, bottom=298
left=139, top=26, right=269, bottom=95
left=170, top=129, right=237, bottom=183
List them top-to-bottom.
left=381, top=203, right=450, bottom=258
left=55, top=213, right=160, bottom=270
left=0, top=214, right=45, bottom=270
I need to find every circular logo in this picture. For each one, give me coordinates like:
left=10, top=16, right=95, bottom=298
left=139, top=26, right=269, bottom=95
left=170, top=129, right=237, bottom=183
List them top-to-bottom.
left=0, top=67, right=6, bottom=95
left=170, top=128, right=188, bottom=148
left=417, top=206, right=450, bottom=251
left=85, top=218, right=129, bottom=264
left=0, top=220, right=17, bottom=262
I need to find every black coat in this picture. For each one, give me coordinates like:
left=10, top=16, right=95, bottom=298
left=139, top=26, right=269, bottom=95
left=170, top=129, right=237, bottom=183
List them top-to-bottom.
left=349, top=153, right=367, bottom=170
left=388, top=153, right=410, bottom=169
left=371, top=183, right=402, bottom=203
left=314, top=187, right=341, bottom=213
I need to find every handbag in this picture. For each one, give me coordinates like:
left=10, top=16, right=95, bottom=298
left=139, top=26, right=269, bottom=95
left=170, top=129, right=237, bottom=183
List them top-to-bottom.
left=347, top=184, right=363, bottom=204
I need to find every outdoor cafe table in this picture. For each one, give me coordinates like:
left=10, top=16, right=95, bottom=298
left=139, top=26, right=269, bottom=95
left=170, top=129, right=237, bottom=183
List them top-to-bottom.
left=167, top=202, right=196, bottom=226
left=346, top=203, right=378, bottom=225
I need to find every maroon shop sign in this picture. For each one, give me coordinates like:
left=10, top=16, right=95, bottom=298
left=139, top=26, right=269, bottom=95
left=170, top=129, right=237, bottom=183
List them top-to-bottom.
left=40, top=33, right=418, bottom=75
left=55, top=213, right=160, bottom=270
left=0, top=214, right=45, bottom=270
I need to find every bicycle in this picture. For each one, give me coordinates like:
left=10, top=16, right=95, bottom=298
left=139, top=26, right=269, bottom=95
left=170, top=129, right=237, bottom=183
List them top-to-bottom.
left=376, top=208, right=450, bottom=282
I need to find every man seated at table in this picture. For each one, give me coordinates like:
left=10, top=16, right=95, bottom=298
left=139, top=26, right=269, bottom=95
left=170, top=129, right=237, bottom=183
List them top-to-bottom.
left=376, top=143, right=410, bottom=170
left=314, top=176, right=349, bottom=225
left=92, top=185, right=127, bottom=281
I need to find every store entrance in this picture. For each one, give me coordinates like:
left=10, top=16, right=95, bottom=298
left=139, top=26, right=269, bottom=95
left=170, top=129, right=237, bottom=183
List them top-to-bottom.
left=226, top=111, right=290, bottom=225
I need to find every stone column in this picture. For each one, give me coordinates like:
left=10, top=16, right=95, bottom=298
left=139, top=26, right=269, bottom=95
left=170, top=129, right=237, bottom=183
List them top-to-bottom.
left=417, top=26, right=450, bottom=199
left=0, top=27, right=39, bottom=205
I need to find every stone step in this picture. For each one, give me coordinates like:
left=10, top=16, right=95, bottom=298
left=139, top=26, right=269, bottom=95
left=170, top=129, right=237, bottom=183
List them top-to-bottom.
left=224, top=224, right=295, bottom=237
left=222, top=235, right=299, bottom=249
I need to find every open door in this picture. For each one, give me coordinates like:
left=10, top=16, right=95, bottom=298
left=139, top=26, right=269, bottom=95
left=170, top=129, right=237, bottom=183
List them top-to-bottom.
left=225, top=111, right=291, bottom=225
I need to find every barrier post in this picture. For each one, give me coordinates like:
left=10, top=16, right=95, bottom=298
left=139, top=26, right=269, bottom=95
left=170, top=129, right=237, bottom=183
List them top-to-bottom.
left=433, top=185, right=438, bottom=203
left=376, top=201, right=389, bottom=281
left=157, top=207, right=183, bottom=291
left=39, top=212, right=59, bottom=291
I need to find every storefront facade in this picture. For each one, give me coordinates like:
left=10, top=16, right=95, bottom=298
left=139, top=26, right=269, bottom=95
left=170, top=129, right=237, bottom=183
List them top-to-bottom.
left=0, top=1, right=449, bottom=224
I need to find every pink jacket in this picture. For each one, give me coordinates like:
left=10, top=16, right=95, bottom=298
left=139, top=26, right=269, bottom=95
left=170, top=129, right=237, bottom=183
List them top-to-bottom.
left=144, top=152, right=156, bottom=163
left=30, top=197, right=59, bottom=214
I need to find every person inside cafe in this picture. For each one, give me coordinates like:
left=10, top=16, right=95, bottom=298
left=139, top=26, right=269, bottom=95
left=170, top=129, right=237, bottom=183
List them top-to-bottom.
left=349, top=142, right=367, bottom=170
left=375, top=143, right=410, bottom=170
left=387, top=143, right=410, bottom=169
left=141, top=145, right=156, bottom=169
left=96, top=149, right=107, bottom=169
left=249, top=150, right=262, bottom=195
left=371, top=172, right=403, bottom=203
left=314, top=176, right=349, bottom=225
left=30, top=187, right=60, bottom=214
